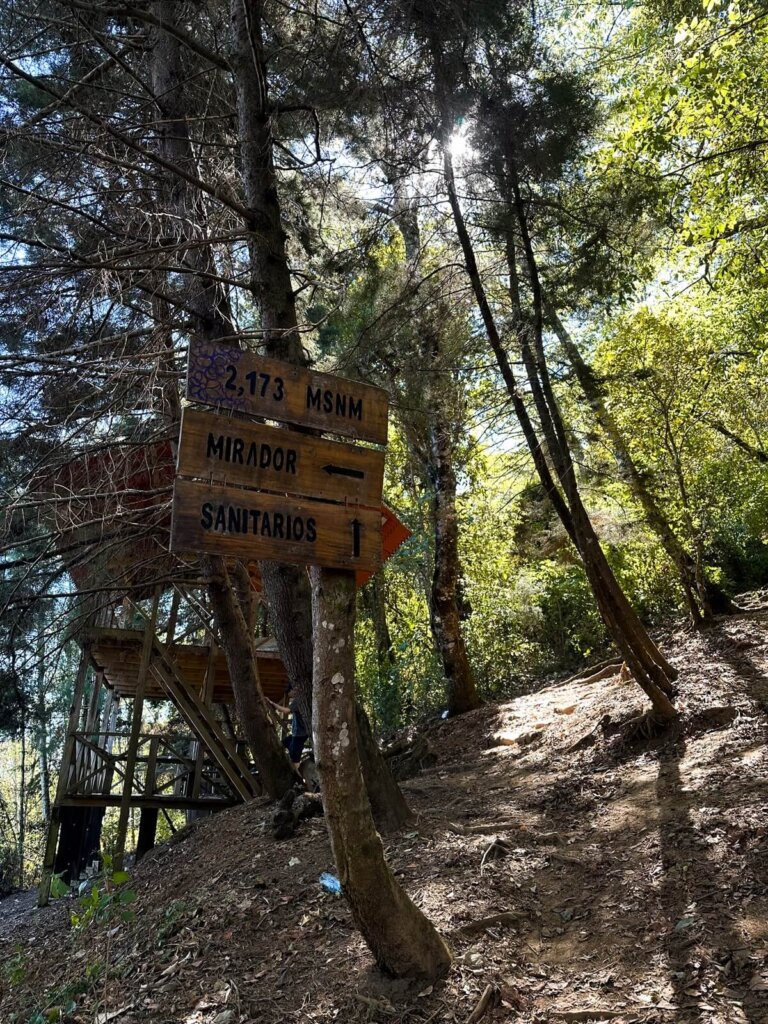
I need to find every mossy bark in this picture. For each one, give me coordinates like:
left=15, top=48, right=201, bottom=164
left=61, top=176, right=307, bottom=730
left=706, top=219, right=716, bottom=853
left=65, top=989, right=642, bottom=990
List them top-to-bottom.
left=311, top=568, right=451, bottom=980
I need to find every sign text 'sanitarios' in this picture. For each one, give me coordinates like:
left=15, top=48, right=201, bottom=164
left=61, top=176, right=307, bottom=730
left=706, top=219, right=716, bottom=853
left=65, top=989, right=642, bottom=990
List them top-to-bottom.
left=186, top=344, right=389, bottom=445
left=177, top=408, right=385, bottom=508
left=170, top=478, right=383, bottom=572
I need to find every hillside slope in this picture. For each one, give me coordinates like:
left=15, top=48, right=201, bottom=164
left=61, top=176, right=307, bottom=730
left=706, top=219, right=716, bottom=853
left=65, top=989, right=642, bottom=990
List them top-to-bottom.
left=2, top=614, right=767, bottom=1024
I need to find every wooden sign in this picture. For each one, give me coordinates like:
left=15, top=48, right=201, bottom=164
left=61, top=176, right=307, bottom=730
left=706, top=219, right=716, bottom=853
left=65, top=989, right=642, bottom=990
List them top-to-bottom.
left=186, top=343, right=388, bottom=445
left=177, top=408, right=385, bottom=508
left=170, top=478, right=383, bottom=572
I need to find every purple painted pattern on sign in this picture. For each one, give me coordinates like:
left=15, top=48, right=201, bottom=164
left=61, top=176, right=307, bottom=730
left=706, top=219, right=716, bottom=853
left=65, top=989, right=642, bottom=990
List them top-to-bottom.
left=187, top=343, right=250, bottom=413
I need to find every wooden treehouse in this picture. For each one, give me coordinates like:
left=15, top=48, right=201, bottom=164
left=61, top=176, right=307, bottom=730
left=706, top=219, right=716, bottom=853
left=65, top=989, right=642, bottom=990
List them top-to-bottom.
left=37, top=440, right=410, bottom=903
left=39, top=586, right=288, bottom=902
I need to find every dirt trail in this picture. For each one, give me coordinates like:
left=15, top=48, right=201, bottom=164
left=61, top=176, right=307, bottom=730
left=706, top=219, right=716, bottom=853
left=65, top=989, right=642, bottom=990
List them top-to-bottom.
left=1, top=614, right=767, bottom=1024
left=0, top=891, right=39, bottom=938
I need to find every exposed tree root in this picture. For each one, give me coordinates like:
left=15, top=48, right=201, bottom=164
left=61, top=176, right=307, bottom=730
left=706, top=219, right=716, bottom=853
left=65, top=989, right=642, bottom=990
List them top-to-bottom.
left=539, top=656, right=624, bottom=691
left=613, top=710, right=680, bottom=748
left=387, top=734, right=438, bottom=781
left=272, top=788, right=324, bottom=840
left=457, top=911, right=524, bottom=936
left=465, top=983, right=501, bottom=1023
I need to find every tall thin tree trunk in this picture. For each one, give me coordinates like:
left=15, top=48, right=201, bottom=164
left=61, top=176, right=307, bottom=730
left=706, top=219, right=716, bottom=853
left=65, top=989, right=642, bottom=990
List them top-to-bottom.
left=229, top=0, right=410, bottom=827
left=229, top=0, right=303, bottom=361
left=151, top=1, right=232, bottom=347
left=152, top=5, right=298, bottom=785
left=438, top=112, right=676, bottom=718
left=508, top=165, right=677, bottom=708
left=393, top=195, right=480, bottom=715
left=545, top=302, right=738, bottom=619
left=429, top=410, right=481, bottom=714
left=259, top=562, right=314, bottom=734
left=311, top=567, right=450, bottom=979
left=362, top=576, right=397, bottom=684
left=36, top=630, right=51, bottom=828
left=37, top=688, right=50, bottom=830
left=356, top=703, right=413, bottom=832
left=18, top=716, right=26, bottom=888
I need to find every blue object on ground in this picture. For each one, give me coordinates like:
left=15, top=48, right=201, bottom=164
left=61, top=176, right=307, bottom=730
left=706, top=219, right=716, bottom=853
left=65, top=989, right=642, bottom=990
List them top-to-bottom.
left=319, top=872, right=342, bottom=894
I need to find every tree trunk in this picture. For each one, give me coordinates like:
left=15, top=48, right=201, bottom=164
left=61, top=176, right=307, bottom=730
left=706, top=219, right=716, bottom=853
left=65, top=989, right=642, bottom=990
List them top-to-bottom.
left=151, top=0, right=232, bottom=346
left=229, top=0, right=411, bottom=827
left=229, top=0, right=303, bottom=362
left=152, top=7, right=305, bottom=783
left=437, top=105, right=676, bottom=719
left=506, top=170, right=677, bottom=714
left=392, top=191, right=480, bottom=715
left=546, top=302, right=738, bottom=620
left=429, top=408, right=481, bottom=714
left=204, top=555, right=297, bottom=798
left=262, top=561, right=412, bottom=830
left=260, top=562, right=314, bottom=735
left=311, top=567, right=451, bottom=979
left=362, top=575, right=396, bottom=683
left=36, top=635, right=51, bottom=828
left=356, top=703, right=413, bottom=832
left=18, top=719, right=26, bottom=888
left=135, top=809, right=158, bottom=862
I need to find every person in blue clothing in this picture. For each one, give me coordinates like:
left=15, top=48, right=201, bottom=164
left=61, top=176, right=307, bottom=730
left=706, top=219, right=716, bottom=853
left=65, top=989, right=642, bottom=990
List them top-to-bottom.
left=273, top=684, right=309, bottom=765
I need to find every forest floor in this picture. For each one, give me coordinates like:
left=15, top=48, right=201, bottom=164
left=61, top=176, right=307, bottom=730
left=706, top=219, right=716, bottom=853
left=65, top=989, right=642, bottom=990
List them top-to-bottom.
left=1, top=611, right=767, bottom=1024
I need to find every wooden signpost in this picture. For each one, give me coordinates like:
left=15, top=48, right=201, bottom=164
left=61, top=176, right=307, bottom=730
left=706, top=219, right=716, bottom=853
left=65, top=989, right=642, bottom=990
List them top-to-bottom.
left=187, top=343, right=389, bottom=445
left=173, top=346, right=390, bottom=574
left=177, top=407, right=385, bottom=508
left=171, top=478, right=382, bottom=571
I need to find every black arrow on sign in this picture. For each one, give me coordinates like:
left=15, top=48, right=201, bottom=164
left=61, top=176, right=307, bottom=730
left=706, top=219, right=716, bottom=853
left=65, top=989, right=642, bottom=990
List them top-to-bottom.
left=323, top=463, right=364, bottom=480
left=352, top=519, right=361, bottom=558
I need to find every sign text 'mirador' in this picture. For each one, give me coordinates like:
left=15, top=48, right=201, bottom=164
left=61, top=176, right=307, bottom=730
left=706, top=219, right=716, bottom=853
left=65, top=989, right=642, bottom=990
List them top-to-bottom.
left=176, top=408, right=385, bottom=508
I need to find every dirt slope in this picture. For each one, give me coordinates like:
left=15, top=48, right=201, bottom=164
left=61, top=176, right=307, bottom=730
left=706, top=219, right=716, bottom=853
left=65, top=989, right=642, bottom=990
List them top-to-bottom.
left=1, top=613, right=767, bottom=1024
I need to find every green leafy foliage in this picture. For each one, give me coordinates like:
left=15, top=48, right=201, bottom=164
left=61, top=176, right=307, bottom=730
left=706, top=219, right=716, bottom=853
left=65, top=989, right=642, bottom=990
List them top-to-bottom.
left=70, top=856, right=137, bottom=930
left=49, top=874, right=69, bottom=899
left=2, top=948, right=26, bottom=988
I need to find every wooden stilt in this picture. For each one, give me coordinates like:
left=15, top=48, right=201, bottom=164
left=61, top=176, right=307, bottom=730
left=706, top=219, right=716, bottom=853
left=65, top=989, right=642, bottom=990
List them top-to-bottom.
left=113, top=589, right=160, bottom=870
left=191, top=638, right=218, bottom=800
left=38, top=644, right=91, bottom=906
left=136, top=735, right=160, bottom=861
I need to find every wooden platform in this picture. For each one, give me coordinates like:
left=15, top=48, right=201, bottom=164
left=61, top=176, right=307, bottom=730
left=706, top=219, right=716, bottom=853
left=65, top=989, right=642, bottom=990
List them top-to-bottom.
left=86, top=627, right=289, bottom=704
left=60, top=793, right=237, bottom=811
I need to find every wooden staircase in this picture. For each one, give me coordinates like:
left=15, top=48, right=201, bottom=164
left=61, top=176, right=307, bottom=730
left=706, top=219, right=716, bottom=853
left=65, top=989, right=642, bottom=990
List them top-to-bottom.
left=39, top=589, right=266, bottom=906
left=148, top=635, right=259, bottom=801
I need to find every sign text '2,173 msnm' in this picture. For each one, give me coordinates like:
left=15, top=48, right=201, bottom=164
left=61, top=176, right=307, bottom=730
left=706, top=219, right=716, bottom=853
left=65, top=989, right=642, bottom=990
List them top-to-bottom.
left=186, top=344, right=389, bottom=445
